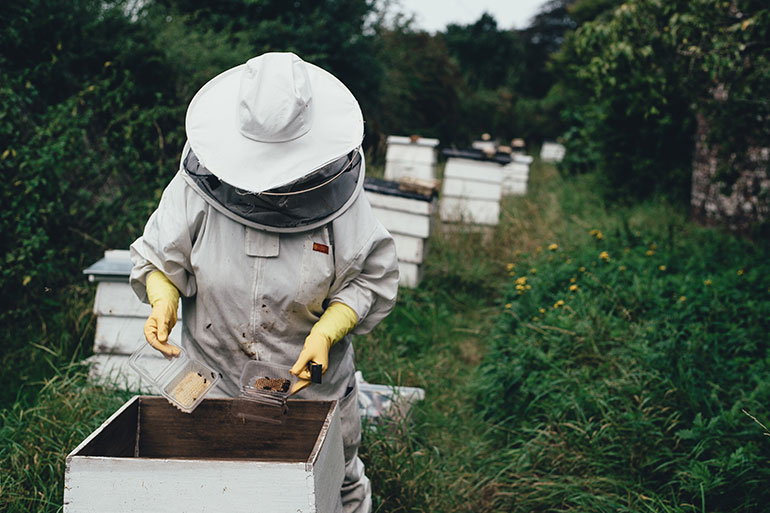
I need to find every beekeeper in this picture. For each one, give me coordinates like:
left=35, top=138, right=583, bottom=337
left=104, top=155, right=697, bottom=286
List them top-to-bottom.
left=129, top=52, right=399, bottom=513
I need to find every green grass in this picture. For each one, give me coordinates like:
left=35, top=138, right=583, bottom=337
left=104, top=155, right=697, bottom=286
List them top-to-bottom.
left=2, top=157, right=769, bottom=512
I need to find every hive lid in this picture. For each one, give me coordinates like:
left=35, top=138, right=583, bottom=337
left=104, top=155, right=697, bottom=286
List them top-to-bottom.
left=442, top=148, right=512, bottom=165
left=364, top=177, right=436, bottom=201
left=82, top=250, right=133, bottom=282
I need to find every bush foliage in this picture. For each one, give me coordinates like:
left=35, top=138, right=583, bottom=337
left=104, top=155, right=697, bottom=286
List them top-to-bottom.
left=558, top=0, right=770, bottom=202
left=477, top=224, right=770, bottom=511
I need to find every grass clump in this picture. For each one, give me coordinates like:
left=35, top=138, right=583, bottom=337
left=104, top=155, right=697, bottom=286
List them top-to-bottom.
left=476, top=221, right=770, bottom=511
left=0, top=366, right=133, bottom=512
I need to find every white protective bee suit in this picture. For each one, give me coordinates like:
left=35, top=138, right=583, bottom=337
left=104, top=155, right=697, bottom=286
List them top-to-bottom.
left=129, top=52, right=399, bottom=513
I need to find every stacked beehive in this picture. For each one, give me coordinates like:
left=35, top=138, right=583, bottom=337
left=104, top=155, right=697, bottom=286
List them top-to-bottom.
left=384, top=135, right=439, bottom=182
left=540, top=141, right=566, bottom=162
left=439, top=149, right=510, bottom=226
left=501, top=154, right=534, bottom=195
left=364, top=178, right=437, bottom=288
left=82, top=250, right=181, bottom=391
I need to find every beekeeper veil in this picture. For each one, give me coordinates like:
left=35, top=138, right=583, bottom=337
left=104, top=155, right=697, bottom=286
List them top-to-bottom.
left=180, top=52, right=365, bottom=232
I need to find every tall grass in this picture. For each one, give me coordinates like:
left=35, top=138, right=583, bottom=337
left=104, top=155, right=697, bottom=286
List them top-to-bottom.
left=357, top=158, right=770, bottom=512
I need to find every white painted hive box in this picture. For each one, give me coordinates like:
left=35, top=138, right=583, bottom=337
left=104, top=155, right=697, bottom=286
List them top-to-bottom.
left=384, top=135, right=439, bottom=182
left=540, top=141, right=566, bottom=163
left=502, top=154, right=534, bottom=196
left=439, top=157, right=504, bottom=226
left=365, top=178, right=436, bottom=288
left=83, top=250, right=181, bottom=391
left=64, top=396, right=344, bottom=513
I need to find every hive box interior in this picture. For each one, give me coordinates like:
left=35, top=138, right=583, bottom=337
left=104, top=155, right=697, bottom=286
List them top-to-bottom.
left=64, top=396, right=344, bottom=512
left=74, top=396, right=332, bottom=461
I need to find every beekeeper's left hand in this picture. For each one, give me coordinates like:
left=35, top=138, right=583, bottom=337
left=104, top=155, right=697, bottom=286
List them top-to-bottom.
left=290, top=302, right=357, bottom=395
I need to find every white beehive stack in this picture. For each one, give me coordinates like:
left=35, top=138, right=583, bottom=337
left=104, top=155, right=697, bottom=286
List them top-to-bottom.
left=384, top=135, right=439, bottom=182
left=540, top=141, right=566, bottom=163
left=439, top=150, right=507, bottom=226
left=501, top=154, right=534, bottom=195
left=364, top=178, right=437, bottom=288
left=82, top=250, right=181, bottom=391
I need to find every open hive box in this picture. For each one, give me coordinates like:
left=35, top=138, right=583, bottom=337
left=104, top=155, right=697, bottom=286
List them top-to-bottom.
left=64, top=396, right=344, bottom=513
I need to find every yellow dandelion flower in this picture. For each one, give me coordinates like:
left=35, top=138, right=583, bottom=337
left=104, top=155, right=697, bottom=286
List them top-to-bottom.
left=104, top=61, right=112, bottom=67
left=589, top=229, right=598, bottom=236
left=595, top=231, right=604, bottom=240
left=548, top=243, right=558, bottom=251
left=536, top=246, right=543, bottom=253
left=646, top=250, right=655, bottom=256
left=599, top=251, right=610, bottom=261
left=506, top=263, right=514, bottom=271
left=619, top=265, right=627, bottom=272
left=659, top=265, right=666, bottom=271
left=579, top=266, right=586, bottom=272
left=530, top=268, right=537, bottom=274
left=737, top=269, right=744, bottom=276
left=509, top=271, right=515, bottom=276
left=515, top=276, right=527, bottom=285
left=570, top=277, right=576, bottom=283
left=704, top=279, right=712, bottom=286
left=515, top=284, right=525, bottom=291
left=526, top=284, right=532, bottom=290
left=569, top=284, right=578, bottom=292
left=679, top=296, right=686, bottom=302
left=553, top=299, right=565, bottom=308
left=505, top=303, right=512, bottom=309
left=539, top=308, right=546, bottom=314
left=532, top=316, right=539, bottom=321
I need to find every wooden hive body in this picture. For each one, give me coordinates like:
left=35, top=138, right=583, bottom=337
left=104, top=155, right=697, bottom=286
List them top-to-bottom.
left=383, top=135, right=439, bottom=182
left=501, top=154, right=533, bottom=196
left=439, top=157, right=504, bottom=226
left=364, top=178, right=436, bottom=288
left=83, top=250, right=180, bottom=390
left=64, top=396, right=344, bottom=513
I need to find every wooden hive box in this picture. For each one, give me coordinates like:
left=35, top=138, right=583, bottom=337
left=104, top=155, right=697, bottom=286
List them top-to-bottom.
left=384, top=135, right=439, bottom=182
left=540, top=141, right=566, bottom=163
left=439, top=152, right=505, bottom=226
left=501, top=154, right=533, bottom=196
left=364, top=178, right=437, bottom=288
left=82, top=250, right=182, bottom=390
left=64, top=396, right=344, bottom=513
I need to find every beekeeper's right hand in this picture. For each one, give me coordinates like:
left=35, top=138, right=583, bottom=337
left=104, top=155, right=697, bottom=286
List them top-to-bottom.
left=144, top=270, right=181, bottom=358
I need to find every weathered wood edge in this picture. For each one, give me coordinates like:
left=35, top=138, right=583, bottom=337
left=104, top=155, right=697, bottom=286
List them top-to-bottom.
left=305, top=399, right=337, bottom=472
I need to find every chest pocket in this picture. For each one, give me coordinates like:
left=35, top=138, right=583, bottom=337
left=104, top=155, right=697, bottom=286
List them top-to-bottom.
left=296, top=225, right=336, bottom=313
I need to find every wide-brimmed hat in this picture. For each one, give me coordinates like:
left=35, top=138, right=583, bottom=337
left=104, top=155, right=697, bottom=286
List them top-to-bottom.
left=185, top=52, right=364, bottom=193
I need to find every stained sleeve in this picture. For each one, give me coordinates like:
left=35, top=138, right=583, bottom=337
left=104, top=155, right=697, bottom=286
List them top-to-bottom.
left=129, top=172, right=206, bottom=302
left=328, top=194, right=400, bottom=334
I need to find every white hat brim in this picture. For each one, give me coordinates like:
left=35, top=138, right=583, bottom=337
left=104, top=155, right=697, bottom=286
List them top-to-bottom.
left=185, top=61, right=364, bottom=193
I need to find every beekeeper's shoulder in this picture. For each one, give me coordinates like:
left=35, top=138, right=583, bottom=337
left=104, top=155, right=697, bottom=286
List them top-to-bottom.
left=332, top=188, right=383, bottom=242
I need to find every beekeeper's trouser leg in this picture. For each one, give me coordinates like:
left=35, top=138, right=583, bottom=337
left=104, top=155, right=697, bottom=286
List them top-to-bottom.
left=339, top=380, right=371, bottom=513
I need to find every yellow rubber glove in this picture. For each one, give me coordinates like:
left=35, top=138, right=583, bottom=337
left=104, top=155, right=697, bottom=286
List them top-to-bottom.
left=144, top=270, right=181, bottom=358
left=289, top=302, right=358, bottom=395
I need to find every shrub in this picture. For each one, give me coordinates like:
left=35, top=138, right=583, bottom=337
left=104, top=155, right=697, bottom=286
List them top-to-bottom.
left=477, top=224, right=770, bottom=511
